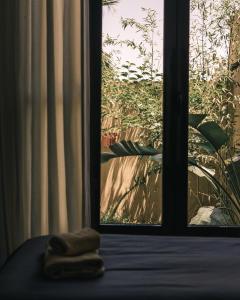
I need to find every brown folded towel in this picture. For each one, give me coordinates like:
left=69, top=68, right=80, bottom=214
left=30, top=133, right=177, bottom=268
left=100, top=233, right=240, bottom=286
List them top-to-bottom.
left=48, top=228, right=100, bottom=256
left=44, top=251, right=104, bottom=279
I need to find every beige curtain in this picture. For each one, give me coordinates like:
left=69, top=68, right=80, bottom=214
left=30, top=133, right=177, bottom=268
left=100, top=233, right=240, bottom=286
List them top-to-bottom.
left=0, top=0, right=87, bottom=263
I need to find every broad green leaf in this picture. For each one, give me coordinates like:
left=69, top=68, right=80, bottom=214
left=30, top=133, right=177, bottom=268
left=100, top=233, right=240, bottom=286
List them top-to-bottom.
left=188, top=114, right=207, bottom=128
left=197, top=121, right=229, bottom=151
left=101, top=141, right=160, bottom=163
left=196, top=141, right=216, bottom=154
left=110, top=142, right=131, bottom=156
left=134, top=144, right=160, bottom=155
left=101, top=152, right=117, bottom=163
left=226, top=156, right=240, bottom=199
left=188, top=159, right=240, bottom=217
left=188, top=160, right=219, bottom=193
left=187, top=161, right=240, bottom=219
left=188, top=165, right=215, bottom=177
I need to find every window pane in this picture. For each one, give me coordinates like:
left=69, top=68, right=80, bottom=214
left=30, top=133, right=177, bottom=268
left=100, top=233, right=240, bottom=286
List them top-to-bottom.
left=101, top=0, right=164, bottom=224
left=188, top=0, right=240, bottom=226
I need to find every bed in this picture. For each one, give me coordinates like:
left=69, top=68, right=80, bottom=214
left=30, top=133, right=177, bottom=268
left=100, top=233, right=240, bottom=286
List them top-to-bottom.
left=0, top=234, right=240, bottom=299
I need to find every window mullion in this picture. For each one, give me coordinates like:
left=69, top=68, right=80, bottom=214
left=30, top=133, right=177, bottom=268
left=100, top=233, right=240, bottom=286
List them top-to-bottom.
left=162, top=0, right=190, bottom=234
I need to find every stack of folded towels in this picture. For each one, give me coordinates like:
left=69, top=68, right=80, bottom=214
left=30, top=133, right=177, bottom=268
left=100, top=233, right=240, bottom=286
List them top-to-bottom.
left=43, top=227, right=104, bottom=280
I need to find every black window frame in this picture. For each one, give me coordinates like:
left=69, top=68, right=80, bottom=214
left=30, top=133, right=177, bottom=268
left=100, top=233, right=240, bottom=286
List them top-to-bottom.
left=88, top=0, right=240, bottom=237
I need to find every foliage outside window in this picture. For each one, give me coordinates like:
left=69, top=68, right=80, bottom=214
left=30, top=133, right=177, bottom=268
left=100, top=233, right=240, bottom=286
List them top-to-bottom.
left=101, top=0, right=240, bottom=226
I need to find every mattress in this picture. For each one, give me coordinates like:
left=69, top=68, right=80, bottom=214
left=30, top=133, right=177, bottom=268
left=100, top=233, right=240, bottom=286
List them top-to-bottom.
left=0, top=234, right=240, bottom=299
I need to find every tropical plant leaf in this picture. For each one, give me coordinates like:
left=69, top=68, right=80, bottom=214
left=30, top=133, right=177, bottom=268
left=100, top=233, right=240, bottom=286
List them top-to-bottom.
left=189, top=114, right=207, bottom=128
left=197, top=121, right=229, bottom=151
left=101, top=140, right=160, bottom=163
left=195, top=141, right=216, bottom=154
left=225, top=156, right=240, bottom=199
left=188, top=159, right=240, bottom=220
left=188, top=160, right=220, bottom=194
left=188, top=165, right=215, bottom=177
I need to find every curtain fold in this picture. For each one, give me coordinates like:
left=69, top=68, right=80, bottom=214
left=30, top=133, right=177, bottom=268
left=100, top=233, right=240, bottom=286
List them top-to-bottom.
left=0, top=0, right=87, bottom=264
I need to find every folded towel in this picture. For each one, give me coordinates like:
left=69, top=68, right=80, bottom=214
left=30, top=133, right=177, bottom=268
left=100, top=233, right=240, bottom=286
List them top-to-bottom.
left=48, top=228, right=100, bottom=256
left=44, top=251, right=104, bottom=280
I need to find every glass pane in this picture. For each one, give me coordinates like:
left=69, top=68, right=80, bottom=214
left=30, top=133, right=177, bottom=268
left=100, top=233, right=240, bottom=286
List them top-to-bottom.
left=100, top=0, right=164, bottom=224
left=188, top=0, right=240, bottom=226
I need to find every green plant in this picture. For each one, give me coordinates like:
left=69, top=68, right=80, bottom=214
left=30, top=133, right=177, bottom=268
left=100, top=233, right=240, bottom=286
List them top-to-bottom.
left=189, top=0, right=240, bottom=132
left=101, top=1, right=240, bottom=224
left=102, top=2, right=240, bottom=145
left=102, top=7, right=163, bottom=145
left=101, top=114, right=240, bottom=225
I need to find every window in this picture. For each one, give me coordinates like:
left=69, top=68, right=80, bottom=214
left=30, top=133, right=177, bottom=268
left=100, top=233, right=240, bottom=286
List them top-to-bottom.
left=89, top=0, right=240, bottom=236
left=101, top=0, right=163, bottom=226
left=188, top=1, right=240, bottom=228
